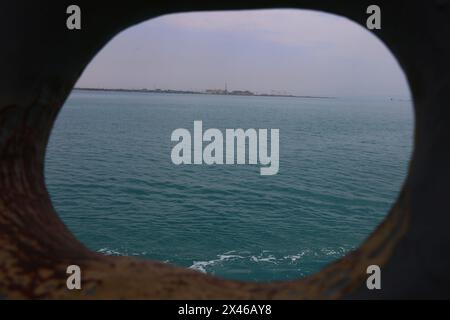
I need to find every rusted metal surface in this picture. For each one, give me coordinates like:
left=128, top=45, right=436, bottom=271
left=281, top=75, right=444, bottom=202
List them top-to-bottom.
left=1, top=1, right=450, bottom=299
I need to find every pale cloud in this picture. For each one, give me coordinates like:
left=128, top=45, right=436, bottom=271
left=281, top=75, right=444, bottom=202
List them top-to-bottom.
left=77, top=9, right=410, bottom=97
left=160, top=10, right=380, bottom=50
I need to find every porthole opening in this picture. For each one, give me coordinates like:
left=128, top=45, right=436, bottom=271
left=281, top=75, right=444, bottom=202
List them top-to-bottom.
left=45, top=9, right=412, bottom=281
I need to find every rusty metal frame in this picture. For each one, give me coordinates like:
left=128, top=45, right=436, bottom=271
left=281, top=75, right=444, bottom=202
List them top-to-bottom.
left=1, top=0, right=449, bottom=299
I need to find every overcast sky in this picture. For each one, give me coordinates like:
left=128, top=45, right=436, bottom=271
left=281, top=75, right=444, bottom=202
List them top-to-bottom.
left=76, top=9, right=410, bottom=98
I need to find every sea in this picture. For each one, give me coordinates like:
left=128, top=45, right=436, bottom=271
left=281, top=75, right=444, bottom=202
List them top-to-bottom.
left=45, top=89, right=413, bottom=281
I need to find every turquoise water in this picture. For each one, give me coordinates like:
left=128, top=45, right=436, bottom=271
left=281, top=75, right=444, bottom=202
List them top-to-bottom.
left=45, top=90, right=412, bottom=281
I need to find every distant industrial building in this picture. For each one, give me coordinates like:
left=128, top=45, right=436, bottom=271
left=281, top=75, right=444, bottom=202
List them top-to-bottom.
left=205, top=83, right=254, bottom=96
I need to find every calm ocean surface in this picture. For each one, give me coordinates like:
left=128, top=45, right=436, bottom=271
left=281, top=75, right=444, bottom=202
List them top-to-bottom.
left=45, top=89, right=413, bottom=281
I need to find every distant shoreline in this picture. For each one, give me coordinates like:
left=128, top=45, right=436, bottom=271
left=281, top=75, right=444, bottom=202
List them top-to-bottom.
left=74, top=87, right=336, bottom=99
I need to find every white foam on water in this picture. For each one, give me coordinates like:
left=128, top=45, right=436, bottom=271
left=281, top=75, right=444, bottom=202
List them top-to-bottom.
left=96, top=247, right=353, bottom=275
left=97, top=247, right=148, bottom=256
left=188, top=247, right=352, bottom=274
left=97, top=248, right=122, bottom=256
left=189, top=251, right=245, bottom=273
